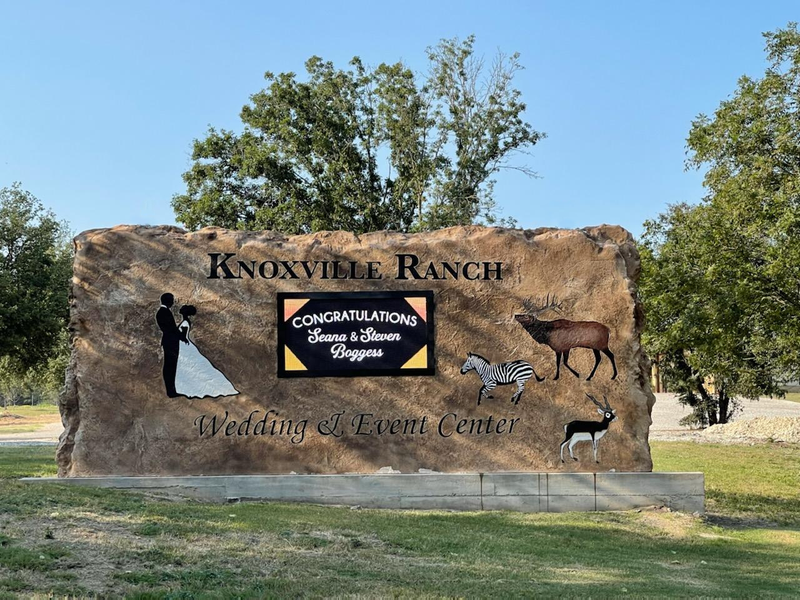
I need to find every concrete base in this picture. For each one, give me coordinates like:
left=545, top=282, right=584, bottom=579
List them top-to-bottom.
left=21, top=472, right=704, bottom=513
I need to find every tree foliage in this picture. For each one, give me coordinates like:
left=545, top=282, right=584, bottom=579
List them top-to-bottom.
left=640, top=24, right=800, bottom=425
left=173, top=36, right=543, bottom=233
left=0, top=183, right=72, bottom=375
left=640, top=204, right=782, bottom=426
left=0, top=336, right=68, bottom=406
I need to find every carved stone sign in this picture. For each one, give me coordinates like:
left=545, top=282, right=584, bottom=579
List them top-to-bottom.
left=58, top=225, right=655, bottom=477
left=277, top=291, right=435, bottom=377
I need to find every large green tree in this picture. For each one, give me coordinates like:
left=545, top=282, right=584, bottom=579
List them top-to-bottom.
left=640, top=24, right=800, bottom=424
left=173, top=36, right=543, bottom=233
left=0, top=184, right=72, bottom=375
left=640, top=203, right=783, bottom=425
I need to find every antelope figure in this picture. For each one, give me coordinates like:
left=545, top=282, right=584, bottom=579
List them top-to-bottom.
left=514, top=295, right=618, bottom=381
left=460, top=353, right=544, bottom=405
left=560, top=394, right=617, bottom=463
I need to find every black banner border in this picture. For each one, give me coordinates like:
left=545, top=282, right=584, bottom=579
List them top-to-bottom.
left=276, top=291, right=435, bottom=378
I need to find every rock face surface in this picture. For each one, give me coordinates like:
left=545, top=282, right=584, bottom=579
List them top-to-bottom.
left=58, top=225, right=654, bottom=476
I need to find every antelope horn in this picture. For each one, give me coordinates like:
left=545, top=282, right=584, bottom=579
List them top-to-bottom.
left=585, top=393, right=604, bottom=408
left=603, top=395, right=612, bottom=410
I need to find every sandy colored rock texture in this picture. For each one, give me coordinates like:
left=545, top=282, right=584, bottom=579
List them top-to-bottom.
left=57, top=225, right=654, bottom=476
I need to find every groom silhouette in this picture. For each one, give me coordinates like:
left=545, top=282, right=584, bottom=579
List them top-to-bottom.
left=156, top=293, right=187, bottom=397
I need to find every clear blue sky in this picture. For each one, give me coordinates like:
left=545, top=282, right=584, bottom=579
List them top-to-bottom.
left=1, top=1, right=797, bottom=236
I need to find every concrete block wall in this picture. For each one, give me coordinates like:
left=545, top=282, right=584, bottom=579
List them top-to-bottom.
left=22, top=472, right=704, bottom=513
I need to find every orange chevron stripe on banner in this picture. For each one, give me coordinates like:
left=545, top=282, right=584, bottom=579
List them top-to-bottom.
left=404, top=297, right=427, bottom=322
left=283, top=298, right=310, bottom=321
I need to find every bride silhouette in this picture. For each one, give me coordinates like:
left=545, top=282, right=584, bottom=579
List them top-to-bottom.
left=174, top=305, right=239, bottom=398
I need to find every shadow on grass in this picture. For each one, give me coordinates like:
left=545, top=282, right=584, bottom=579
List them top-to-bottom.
left=0, top=446, right=57, bottom=479
left=4, top=446, right=800, bottom=595
left=2, top=479, right=797, bottom=597
left=705, top=490, right=800, bottom=529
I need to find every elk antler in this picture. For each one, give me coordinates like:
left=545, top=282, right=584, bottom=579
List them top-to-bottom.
left=521, top=293, right=564, bottom=315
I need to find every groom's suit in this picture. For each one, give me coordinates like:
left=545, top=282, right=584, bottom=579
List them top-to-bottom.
left=156, top=305, right=186, bottom=397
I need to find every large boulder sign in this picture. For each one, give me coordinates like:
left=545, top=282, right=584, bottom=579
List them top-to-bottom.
left=58, top=225, right=654, bottom=477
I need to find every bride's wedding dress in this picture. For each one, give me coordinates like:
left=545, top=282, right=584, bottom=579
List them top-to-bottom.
left=174, top=319, right=239, bottom=398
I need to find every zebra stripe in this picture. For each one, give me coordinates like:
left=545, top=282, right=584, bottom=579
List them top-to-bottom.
left=462, top=353, right=538, bottom=406
left=467, top=354, right=533, bottom=386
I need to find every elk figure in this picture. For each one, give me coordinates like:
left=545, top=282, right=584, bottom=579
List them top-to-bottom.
left=514, top=295, right=618, bottom=381
left=460, top=353, right=544, bottom=405
left=560, top=394, right=617, bottom=463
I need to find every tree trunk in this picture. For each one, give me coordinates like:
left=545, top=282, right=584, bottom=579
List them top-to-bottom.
left=417, top=190, right=423, bottom=229
left=696, top=383, right=717, bottom=426
left=718, top=387, right=730, bottom=424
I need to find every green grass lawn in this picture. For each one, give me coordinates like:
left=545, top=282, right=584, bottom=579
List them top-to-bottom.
left=779, top=392, right=800, bottom=403
left=0, top=404, right=60, bottom=435
left=0, top=404, right=60, bottom=418
left=0, top=425, right=42, bottom=434
left=0, top=443, right=797, bottom=597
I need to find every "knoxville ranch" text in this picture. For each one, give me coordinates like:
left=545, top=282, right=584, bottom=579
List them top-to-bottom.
left=207, top=253, right=504, bottom=280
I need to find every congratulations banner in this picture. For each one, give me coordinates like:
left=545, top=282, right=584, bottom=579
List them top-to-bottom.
left=277, top=291, right=435, bottom=377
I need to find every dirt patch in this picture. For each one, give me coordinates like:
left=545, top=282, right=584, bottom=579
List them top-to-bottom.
left=651, top=394, right=800, bottom=444
left=653, top=417, right=800, bottom=445
left=701, top=417, right=800, bottom=444
left=0, top=509, right=385, bottom=594
left=638, top=510, right=697, bottom=538
left=2, top=512, right=155, bottom=594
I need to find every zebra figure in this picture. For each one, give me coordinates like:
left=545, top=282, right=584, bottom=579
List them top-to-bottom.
left=460, top=353, right=544, bottom=406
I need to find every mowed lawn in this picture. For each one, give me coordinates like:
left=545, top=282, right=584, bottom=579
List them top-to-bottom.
left=779, top=392, right=800, bottom=403
left=0, top=404, right=60, bottom=435
left=0, top=443, right=797, bottom=597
